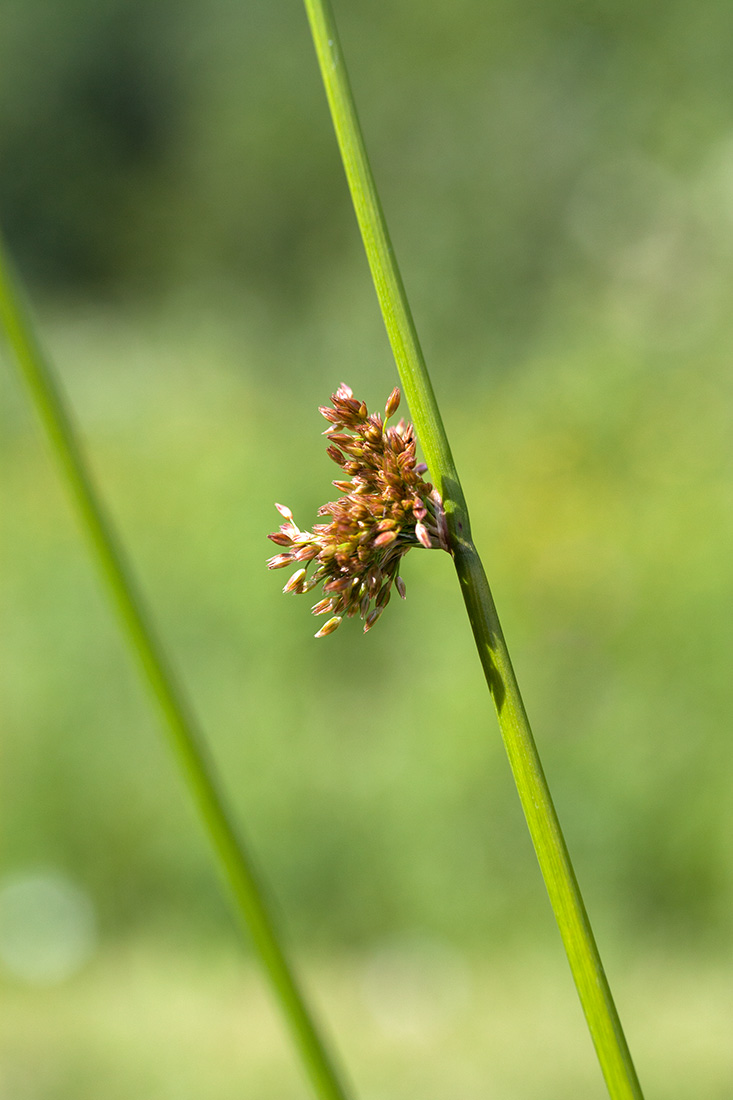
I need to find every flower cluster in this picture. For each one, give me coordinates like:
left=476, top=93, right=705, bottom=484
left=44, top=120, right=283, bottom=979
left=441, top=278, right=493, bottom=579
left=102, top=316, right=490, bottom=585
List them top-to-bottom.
left=267, top=384, right=449, bottom=637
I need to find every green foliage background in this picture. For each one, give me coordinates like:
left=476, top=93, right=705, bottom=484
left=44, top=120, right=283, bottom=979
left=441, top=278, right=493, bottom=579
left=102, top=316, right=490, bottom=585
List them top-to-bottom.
left=2, top=0, right=733, bottom=1096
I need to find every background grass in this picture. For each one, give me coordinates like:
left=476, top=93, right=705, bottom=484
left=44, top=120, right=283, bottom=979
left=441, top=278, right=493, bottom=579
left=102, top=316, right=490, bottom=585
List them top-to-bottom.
left=2, top=0, right=733, bottom=1096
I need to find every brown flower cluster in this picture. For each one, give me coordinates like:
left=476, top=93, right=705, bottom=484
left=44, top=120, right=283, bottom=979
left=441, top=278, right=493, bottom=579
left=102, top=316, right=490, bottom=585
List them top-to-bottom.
left=267, top=384, right=449, bottom=637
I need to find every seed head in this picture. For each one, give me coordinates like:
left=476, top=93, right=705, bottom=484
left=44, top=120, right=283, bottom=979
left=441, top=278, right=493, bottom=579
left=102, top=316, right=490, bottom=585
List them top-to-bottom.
left=267, top=384, right=449, bottom=636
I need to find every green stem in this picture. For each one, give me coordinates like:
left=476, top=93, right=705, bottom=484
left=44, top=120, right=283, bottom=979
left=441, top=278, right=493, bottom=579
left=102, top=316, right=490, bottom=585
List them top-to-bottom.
left=302, top=2, right=644, bottom=1097
left=0, top=240, right=353, bottom=1100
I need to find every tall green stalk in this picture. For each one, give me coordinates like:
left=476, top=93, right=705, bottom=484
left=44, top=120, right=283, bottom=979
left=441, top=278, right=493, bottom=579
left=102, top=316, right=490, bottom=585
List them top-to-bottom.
left=302, top=1, right=644, bottom=1097
left=0, top=243, right=352, bottom=1100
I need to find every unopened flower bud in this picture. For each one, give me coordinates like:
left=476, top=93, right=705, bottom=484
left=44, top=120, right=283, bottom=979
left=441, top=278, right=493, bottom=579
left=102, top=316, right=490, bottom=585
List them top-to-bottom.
left=385, top=387, right=401, bottom=418
left=326, top=445, right=346, bottom=466
left=415, top=521, right=432, bottom=549
left=267, top=553, right=294, bottom=570
left=283, top=568, right=307, bottom=594
left=376, top=585, right=391, bottom=609
left=363, top=608, right=382, bottom=633
left=315, top=616, right=342, bottom=638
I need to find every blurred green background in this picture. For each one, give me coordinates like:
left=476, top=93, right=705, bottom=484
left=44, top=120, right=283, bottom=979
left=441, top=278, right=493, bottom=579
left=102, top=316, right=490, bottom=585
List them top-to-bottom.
left=2, top=0, right=733, bottom=1096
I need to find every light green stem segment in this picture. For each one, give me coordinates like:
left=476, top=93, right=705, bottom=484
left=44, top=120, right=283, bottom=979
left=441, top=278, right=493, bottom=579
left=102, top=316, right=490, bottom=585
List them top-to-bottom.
left=303, top=2, right=644, bottom=1097
left=0, top=240, right=352, bottom=1100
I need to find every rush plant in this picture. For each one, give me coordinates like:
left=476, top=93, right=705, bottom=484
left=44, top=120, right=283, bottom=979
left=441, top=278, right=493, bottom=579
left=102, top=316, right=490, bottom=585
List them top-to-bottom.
left=0, top=1, right=645, bottom=1099
left=295, top=1, right=645, bottom=1097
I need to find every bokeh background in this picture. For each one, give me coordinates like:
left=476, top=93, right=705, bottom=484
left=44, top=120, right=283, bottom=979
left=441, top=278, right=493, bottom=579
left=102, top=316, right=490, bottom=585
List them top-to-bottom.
left=2, top=0, right=733, bottom=1096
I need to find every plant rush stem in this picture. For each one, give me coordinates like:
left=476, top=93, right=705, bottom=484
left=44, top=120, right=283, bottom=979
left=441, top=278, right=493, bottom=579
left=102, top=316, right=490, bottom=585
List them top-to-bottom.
left=302, top=1, right=644, bottom=1097
left=0, top=245, right=353, bottom=1100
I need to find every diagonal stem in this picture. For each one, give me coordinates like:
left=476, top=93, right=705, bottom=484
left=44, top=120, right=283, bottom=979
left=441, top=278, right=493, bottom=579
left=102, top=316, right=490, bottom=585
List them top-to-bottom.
left=302, top=1, right=644, bottom=1096
left=0, top=238, right=353, bottom=1100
